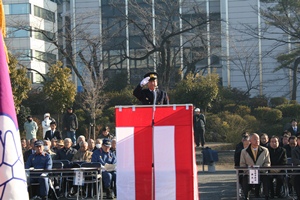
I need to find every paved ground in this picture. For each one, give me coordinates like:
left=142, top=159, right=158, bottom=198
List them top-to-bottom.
left=198, top=170, right=237, bottom=200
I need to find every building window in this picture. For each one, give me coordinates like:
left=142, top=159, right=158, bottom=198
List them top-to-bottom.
left=4, top=3, right=31, bottom=15
left=34, top=5, right=55, bottom=22
left=6, top=27, right=31, bottom=38
left=34, top=29, right=55, bottom=42
left=11, top=49, right=32, bottom=61
left=35, top=50, right=56, bottom=64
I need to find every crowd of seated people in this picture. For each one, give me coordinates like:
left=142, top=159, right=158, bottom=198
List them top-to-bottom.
left=234, top=119, right=300, bottom=200
left=23, top=130, right=117, bottom=199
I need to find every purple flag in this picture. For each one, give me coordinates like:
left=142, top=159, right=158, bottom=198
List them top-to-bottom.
left=0, top=30, right=29, bottom=199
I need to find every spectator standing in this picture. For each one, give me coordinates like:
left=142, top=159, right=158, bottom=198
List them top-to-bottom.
left=133, top=72, right=169, bottom=105
left=62, top=107, right=78, bottom=144
left=193, top=108, right=206, bottom=147
left=42, top=113, right=52, bottom=139
left=24, top=115, right=38, bottom=140
left=287, top=118, right=300, bottom=136
left=44, top=121, right=62, bottom=141
left=98, top=127, right=114, bottom=140
left=240, top=133, right=270, bottom=200
left=268, top=135, right=287, bottom=198
left=91, top=138, right=116, bottom=199
left=25, top=140, right=52, bottom=200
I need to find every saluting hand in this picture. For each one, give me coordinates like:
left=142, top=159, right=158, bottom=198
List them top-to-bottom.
left=140, top=76, right=150, bottom=87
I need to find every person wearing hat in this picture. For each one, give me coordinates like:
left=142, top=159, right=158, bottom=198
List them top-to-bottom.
left=133, top=72, right=169, bottom=105
left=62, top=107, right=78, bottom=144
left=193, top=108, right=206, bottom=147
left=42, top=113, right=52, bottom=139
left=24, top=115, right=38, bottom=140
left=44, top=121, right=62, bottom=141
left=91, top=138, right=116, bottom=199
left=55, top=139, right=65, bottom=152
left=25, top=140, right=53, bottom=200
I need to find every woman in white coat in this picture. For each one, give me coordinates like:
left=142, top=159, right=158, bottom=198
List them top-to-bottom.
left=42, top=113, right=52, bottom=138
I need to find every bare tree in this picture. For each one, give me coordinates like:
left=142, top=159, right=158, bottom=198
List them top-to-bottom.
left=108, top=0, right=220, bottom=90
left=240, top=0, right=300, bottom=100
left=80, top=78, right=108, bottom=140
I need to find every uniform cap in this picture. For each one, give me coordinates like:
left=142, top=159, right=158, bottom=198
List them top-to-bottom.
left=144, top=72, right=158, bottom=80
left=194, top=108, right=200, bottom=112
left=44, top=113, right=50, bottom=118
left=102, top=138, right=112, bottom=147
left=34, top=140, right=44, bottom=147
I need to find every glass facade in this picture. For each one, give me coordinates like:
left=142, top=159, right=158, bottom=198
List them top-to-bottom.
left=4, top=3, right=31, bottom=15
left=34, top=5, right=55, bottom=22
left=6, top=26, right=31, bottom=38
left=34, top=29, right=55, bottom=42
left=11, top=49, right=32, bottom=61
left=35, top=50, right=56, bottom=63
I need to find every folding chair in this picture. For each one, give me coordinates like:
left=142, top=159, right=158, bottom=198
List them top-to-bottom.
left=52, top=160, right=72, bottom=198
left=50, top=161, right=64, bottom=199
left=80, top=162, right=103, bottom=199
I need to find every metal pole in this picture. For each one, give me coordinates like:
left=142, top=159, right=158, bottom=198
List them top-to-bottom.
left=236, top=169, right=240, bottom=200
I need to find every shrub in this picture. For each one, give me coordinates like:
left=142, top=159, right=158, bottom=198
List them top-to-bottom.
left=269, top=97, right=288, bottom=107
left=223, top=104, right=251, bottom=117
left=276, top=104, right=300, bottom=120
left=253, top=107, right=282, bottom=123
left=218, top=112, right=248, bottom=144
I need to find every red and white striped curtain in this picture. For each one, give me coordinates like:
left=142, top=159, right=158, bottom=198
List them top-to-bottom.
left=116, top=104, right=199, bottom=200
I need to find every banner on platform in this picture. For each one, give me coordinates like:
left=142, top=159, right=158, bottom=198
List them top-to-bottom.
left=116, top=105, right=199, bottom=200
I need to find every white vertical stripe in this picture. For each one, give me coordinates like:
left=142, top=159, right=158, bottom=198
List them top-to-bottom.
left=153, top=126, right=176, bottom=200
left=116, top=127, right=135, bottom=200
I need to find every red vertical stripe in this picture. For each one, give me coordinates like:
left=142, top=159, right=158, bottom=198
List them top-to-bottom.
left=115, top=105, right=197, bottom=200
left=154, top=105, right=196, bottom=199
left=115, top=107, right=154, bottom=200
left=134, top=126, right=153, bottom=200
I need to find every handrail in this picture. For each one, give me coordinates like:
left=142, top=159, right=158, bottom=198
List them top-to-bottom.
left=234, top=165, right=300, bottom=200
left=26, top=167, right=102, bottom=200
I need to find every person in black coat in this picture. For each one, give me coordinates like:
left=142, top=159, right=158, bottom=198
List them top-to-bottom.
left=133, top=72, right=169, bottom=105
left=287, top=118, right=300, bottom=136
left=44, top=121, right=62, bottom=140
left=268, top=135, right=287, bottom=198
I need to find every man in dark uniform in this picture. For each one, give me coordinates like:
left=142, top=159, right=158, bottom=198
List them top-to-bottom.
left=133, top=72, right=169, bottom=105
left=193, top=108, right=206, bottom=147
left=91, top=138, right=116, bottom=199
left=26, top=140, right=53, bottom=200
